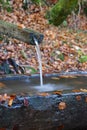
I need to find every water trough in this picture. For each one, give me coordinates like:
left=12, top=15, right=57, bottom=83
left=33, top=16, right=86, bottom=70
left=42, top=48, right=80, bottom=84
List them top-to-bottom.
left=0, top=71, right=87, bottom=130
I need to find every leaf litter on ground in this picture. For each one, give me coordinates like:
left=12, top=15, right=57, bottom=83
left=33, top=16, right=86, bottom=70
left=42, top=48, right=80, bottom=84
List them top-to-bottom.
left=0, top=0, right=87, bottom=74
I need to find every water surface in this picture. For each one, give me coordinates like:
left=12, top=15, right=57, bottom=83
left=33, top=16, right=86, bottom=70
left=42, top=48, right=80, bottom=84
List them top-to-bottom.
left=0, top=76, right=87, bottom=95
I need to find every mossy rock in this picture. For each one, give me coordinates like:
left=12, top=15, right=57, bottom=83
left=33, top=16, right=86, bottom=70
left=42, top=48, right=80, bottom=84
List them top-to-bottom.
left=46, top=0, right=78, bottom=26
left=83, top=1, right=87, bottom=16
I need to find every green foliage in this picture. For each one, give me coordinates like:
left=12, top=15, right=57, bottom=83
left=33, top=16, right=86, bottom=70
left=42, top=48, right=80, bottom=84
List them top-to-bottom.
left=0, top=0, right=12, bottom=12
left=22, top=0, right=29, bottom=10
left=31, top=0, right=41, bottom=4
left=46, top=0, right=78, bottom=26
left=82, top=1, right=87, bottom=16
left=62, top=20, right=68, bottom=27
left=0, top=35, right=4, bottom=41
left=77, top=49, right=83, bottom=56
left=20, top=50, right=28, bottom=59
left=58, top=53, right=64, bottom=61
left=79, top=55, right=87, bottom=63
left=25, top=66, right=38, bottom=74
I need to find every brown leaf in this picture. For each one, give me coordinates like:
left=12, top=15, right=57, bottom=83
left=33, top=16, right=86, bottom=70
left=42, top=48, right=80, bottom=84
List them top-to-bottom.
left=17, top=23, right=25, bottom=29
left=60, top=74, right=76, bottom=78
left=51, top=77, right=60, bottom=80
left=0, top=82, right=5, bottom=88
left=80, top=88, right=87, bottom=92
left=72, top=89, right=81, bottom=93
left=53, top=91, right=62, bottom=95
left=38, top=92, right=49, bottom=96
left=2, top=93, right=10, bottom=101
left=10, top=94, right=16, bottom=100
left=76, top=95, right=81, bottom=101
left=85, top=97, right=87, bottom=103
left=8, top=99, right=13, bottom=107
left=58, top=102, right=66, bottom=110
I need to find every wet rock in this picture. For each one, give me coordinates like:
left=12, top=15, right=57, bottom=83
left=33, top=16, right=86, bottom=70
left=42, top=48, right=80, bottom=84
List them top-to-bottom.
left=0, top=93, right=87, bottom=130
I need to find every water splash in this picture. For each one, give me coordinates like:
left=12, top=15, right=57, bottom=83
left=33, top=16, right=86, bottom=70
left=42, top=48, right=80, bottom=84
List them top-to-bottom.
left=34, top=37, right=43, bottom=87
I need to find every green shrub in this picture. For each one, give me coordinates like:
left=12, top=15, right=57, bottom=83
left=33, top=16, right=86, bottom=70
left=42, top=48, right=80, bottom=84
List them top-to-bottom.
left=0, top=0, right=12, bottom=12
left=82, top=1, right=87, bottom=16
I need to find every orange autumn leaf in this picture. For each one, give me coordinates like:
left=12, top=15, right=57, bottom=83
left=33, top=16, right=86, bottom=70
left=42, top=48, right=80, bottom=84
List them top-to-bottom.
left=17, top=23, right=25, bottom=29
left=0, top=41, right=3, bottom=44
left=60, top=75, right=76, bottom=78
left=51, top=77, right=60, bottom=80
left=0, top=82, right=5, bottom=88
left=80, top=88, right=87, bottom=92
left=72, top=89, right=81, bottom=93
left=53, top=91, right=62, bottom=95
left=38, top=92, right=49, bottom=96
left=3, top=93, right=10, bottom=100
left=0, top=94, right=10, bottom=101
left=8, top=94, right=16, bottom=107
left=10, top=94, right=16, bottom=100
left=85, top=97, right=87, bottom=103
left=8, top=98, right=13, bottom=107
left=58, top=102, right=66, bottom=110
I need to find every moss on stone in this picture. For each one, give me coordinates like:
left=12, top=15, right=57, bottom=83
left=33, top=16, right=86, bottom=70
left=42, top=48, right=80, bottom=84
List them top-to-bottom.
left=46, top=0, right=78, bottom=26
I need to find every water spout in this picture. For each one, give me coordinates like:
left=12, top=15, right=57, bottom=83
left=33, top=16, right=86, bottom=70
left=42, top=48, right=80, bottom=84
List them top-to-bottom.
left=29, top=32, right=44, bottom=45
left=33, top=37, right=43, bottom=87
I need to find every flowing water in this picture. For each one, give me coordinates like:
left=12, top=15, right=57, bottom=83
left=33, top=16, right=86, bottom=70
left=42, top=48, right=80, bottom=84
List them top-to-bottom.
left=34, top=37, right=43, bottom=87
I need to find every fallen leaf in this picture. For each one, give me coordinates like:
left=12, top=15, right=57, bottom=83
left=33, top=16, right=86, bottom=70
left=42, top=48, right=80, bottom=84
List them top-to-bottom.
left=17, top=23, right=25, bottom=29
left=20, top=50, right=28, bottom=59
left=60, top=76, right=77, bottom=78
left=51, top=77, right=60, bottom=80
left=0, top=82, right=5, bottom=88
left=80, top=88, right=87, bottom=92
left=72, top=89, right=81, bottom=93
left=53, top=91, right=62, bottom=95
left=38, top=92, right=49, bottom=96
left=10, top=94, right=16, bottom=100
left=0, top=95, right=3, bottom=101
left=76, top=95, right=81, bottom=101
left=85, top=97, right=87, bottom=103
left=8, top=99, right=13, bottom=107
left=58, top=102, right=66, bottom=110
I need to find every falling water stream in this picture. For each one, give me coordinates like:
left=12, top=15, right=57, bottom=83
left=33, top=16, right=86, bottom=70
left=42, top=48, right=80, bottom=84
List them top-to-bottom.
left=34, top=37, right=43, bottom=87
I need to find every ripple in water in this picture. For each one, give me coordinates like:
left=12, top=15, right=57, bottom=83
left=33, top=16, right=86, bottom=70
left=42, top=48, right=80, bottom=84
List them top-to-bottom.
left=34, top=83, right=71, bottom=92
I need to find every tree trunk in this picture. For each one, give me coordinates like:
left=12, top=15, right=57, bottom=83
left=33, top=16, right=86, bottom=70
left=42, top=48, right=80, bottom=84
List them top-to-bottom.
left=46, top=0, right=78, bottom=26
left=0, top=20, right=44, bottom=45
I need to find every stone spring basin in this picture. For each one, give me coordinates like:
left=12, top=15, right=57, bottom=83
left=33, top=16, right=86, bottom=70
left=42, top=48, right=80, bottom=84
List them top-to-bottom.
left=0, top=71, right=87, bottom=130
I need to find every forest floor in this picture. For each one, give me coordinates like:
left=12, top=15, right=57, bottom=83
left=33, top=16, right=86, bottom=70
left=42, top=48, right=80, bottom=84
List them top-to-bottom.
left=0, top=0, right=87, bottom=75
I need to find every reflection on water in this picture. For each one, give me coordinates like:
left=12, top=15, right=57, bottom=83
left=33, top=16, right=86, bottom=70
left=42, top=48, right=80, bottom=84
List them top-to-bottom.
left=0, top=76, right=87, bottom=95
